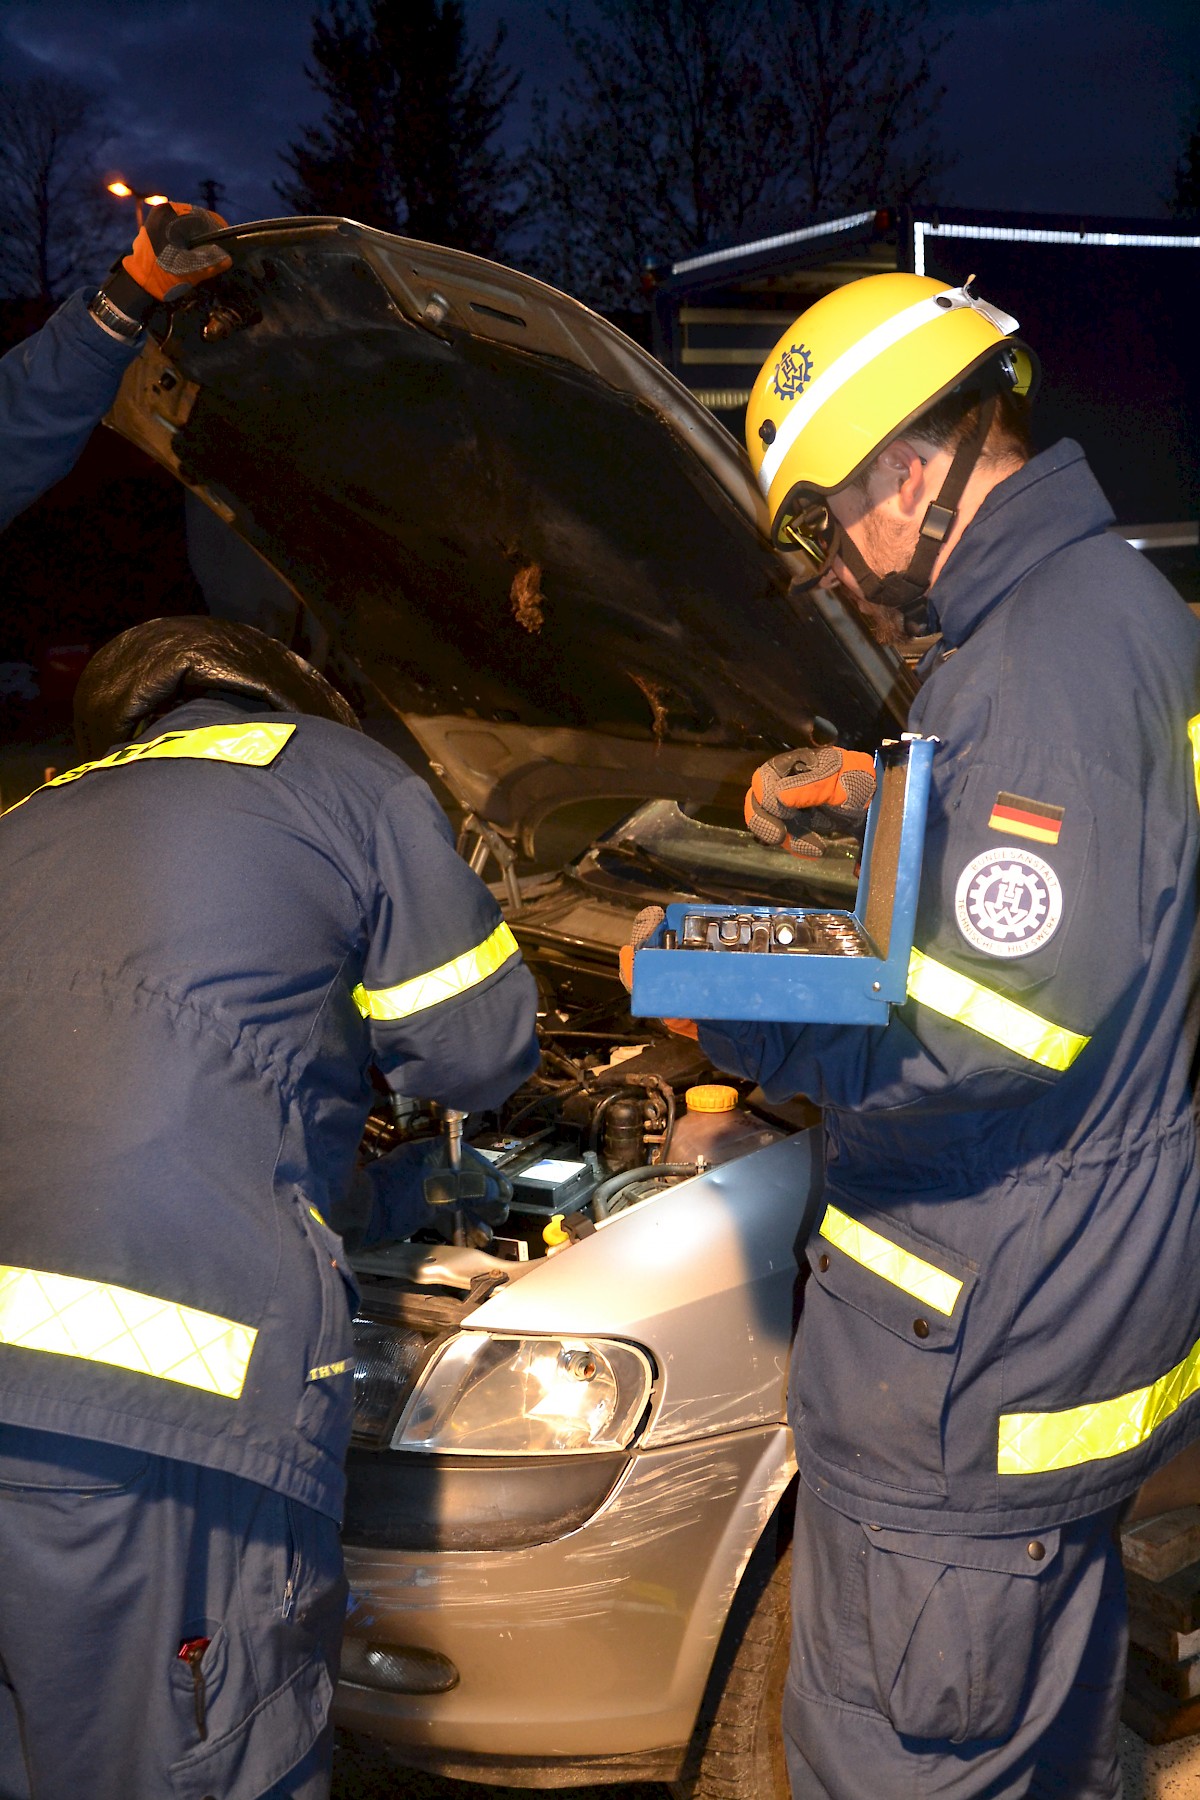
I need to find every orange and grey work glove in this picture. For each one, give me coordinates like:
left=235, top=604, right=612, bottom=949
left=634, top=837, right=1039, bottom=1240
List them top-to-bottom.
left=101, top=201, right=231, bottom=326
left=745, top=746, right=876, bottom=860
left=619, top=906, right=700, bottom=1041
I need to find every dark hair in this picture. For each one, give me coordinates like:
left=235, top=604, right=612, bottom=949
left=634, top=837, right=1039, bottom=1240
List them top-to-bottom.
left=849, top=360, right=1032, bottom=496
left=911, top=375, right=1032, bottom=465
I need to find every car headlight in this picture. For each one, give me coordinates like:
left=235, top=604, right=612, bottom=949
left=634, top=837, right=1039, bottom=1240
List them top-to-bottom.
left=348, top=1286, right=460, bottom=1449
left=351, top=1313, right=440, bottom=1442
left=392, top=1331, right=654, bottom=1455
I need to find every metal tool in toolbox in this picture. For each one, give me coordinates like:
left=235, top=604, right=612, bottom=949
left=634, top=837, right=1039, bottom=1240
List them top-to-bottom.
left=630, top=735, right=936, bottom=1026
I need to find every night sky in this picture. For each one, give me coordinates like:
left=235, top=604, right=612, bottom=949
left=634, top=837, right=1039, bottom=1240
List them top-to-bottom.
left=0, top=0, right=1196, bottom=241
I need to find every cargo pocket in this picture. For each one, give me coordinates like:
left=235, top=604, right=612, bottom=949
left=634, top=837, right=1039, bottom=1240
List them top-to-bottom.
left=293, top=1194, right=359, bottom=1451
left=794, top=1201, right=976, bottom=1496
left=168, top=1494, right=344, bottom=1800
left=850, top=1524, right=1061, bottom=1743
left=168, top=1650, right=332, bottom=1799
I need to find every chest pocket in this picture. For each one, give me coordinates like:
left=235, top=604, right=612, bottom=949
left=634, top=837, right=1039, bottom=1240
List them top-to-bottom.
left=793, top=1201, right=977, bottom=1498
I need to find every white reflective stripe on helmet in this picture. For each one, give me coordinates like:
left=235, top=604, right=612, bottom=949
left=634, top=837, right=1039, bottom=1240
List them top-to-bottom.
left=758, top=286, right=1019, bottom=497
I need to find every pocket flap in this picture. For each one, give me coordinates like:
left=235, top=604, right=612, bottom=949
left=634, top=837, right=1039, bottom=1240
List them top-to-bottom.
left=807, top=1201, right=976, bottom=1348
left=863, top=1521, right=1062, bottom=1577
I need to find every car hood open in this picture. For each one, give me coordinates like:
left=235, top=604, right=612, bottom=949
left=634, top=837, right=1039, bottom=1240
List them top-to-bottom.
left=109, top=218, right=906, bottom=837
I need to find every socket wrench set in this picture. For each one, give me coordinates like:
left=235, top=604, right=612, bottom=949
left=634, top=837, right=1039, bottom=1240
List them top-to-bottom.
left=630, top=735, right=935, bottom=1026
left=676, top=910, right=871, bottom=956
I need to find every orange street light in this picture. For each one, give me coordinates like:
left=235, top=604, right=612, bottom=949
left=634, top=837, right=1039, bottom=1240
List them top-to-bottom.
left=106, top=178, right=168, bottom=228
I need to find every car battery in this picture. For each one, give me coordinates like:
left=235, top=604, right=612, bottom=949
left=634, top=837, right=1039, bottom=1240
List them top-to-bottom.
left=630, top=735, right=935, bottom=1026
left=508, top=1156, right=595, bottom=1219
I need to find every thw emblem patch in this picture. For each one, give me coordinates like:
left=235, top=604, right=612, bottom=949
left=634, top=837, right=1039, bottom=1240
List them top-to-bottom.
left=955, top=846, right=1063, bottom=958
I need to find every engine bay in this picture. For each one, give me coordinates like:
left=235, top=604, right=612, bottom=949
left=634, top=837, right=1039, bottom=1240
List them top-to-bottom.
left=345, top=983, right=816, bottom=1463
left=357, top=998, right=808, bottom=1266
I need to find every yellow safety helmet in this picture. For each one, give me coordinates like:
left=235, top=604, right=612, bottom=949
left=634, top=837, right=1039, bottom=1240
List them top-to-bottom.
left=746, top=273, right=1036, bottom=556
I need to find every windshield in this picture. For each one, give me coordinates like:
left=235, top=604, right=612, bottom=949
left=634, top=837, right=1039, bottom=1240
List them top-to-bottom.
left=577, top=798, right=859, bottom=906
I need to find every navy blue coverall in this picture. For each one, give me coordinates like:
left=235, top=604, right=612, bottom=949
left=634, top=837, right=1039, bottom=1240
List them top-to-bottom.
left=0, top=289, right=142, bottom=533
left=0, top=300, right=540, bottom=1796
left=702, top=443, right=1200, bottom=1796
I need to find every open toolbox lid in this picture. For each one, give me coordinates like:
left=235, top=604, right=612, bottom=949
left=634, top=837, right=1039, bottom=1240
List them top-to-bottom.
left=630, top=735, right=935, bottom=1026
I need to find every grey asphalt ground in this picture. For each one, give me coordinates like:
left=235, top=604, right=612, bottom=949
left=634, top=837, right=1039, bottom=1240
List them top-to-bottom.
left=335, top=1728, right=1200, bottom=1798
left=1121, top=1730, right=1200, bottom=1797
left=332, top=1731, right=665, bottom=1799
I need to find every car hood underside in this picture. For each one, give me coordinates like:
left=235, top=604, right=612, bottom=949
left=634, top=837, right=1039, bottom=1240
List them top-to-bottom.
left=108, top=219, right=901, bottom=836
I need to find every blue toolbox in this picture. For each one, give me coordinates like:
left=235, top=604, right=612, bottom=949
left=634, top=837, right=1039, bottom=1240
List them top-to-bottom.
left=630, top=735, right=935, bottom=1026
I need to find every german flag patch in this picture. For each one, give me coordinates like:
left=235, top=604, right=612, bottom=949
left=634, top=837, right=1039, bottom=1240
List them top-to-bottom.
left=988, top=791, right=1063, bottom=845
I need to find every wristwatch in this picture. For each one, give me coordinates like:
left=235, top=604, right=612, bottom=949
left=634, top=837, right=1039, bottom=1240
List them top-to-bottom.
left=86, top=288, right=144, bottom=343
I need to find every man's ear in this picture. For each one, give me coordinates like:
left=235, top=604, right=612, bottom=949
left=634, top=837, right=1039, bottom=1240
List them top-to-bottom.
left=876, top=438, right=928, bottom=517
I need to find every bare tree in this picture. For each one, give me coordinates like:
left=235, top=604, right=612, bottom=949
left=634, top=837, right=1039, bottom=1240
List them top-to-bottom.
left=278, top=0, right=521, bottom=257
left=524, top=0, right=949, bottom=311
left=525, top=0, right=789, bottom=311
left=771, top=0, right=949, bottom=213
left=0, top=75, right=118, bottom=303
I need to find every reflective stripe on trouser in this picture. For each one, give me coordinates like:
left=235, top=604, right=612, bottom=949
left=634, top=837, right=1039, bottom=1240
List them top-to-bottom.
left=1, top=722, right=297, bottom=816
left=352, top=920, right=520, bottom=1021
left=907, top=947, right=1089, bottom=1071
left=818, top=1203, right=962, bottom=1316
left=0, top=1266, right=256, bottom=1399
left=999, top=1326, right=1200, bottom=1474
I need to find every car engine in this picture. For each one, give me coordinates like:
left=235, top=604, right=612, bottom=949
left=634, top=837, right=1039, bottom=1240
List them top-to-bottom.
left=358, top=1010, right=795, bottom=1261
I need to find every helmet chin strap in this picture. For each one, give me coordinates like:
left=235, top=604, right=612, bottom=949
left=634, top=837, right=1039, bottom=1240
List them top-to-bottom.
left=836, top=395, right=997, bottom=636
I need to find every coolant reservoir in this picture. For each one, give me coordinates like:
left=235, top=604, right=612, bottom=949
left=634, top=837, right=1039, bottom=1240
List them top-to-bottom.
left=667, top=1085, right=782, bottom=1168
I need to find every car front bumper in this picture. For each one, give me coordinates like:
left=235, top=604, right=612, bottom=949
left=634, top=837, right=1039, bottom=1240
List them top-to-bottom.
left=334, top=1420, right=794, bottom=1785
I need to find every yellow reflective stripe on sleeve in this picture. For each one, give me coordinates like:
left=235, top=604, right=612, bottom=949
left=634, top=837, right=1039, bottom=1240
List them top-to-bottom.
left=1188, top=713, right=1200, bottom=812
left=2, top=722, right=296, bottom=815
left=352, top=921, right=520, bottom=1022
left=907, top=948, right=1089, bottom=1073
left=819, top=1202, right=963, bottom=1317
left=0, top=1266, right=256, bottom=1399
left=999, top=1329, right=1200, bottom=1474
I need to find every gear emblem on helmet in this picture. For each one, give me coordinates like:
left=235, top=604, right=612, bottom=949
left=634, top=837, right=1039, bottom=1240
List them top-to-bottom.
left=771, top=343, right=813, bottom=402
left=954, top=846, right=1063, bottom=959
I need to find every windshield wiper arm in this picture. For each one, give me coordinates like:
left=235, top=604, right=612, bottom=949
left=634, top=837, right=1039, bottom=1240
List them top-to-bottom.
left=597, top=838, right=842, bottom=908
left=592, top=839, right=729, bottom=902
